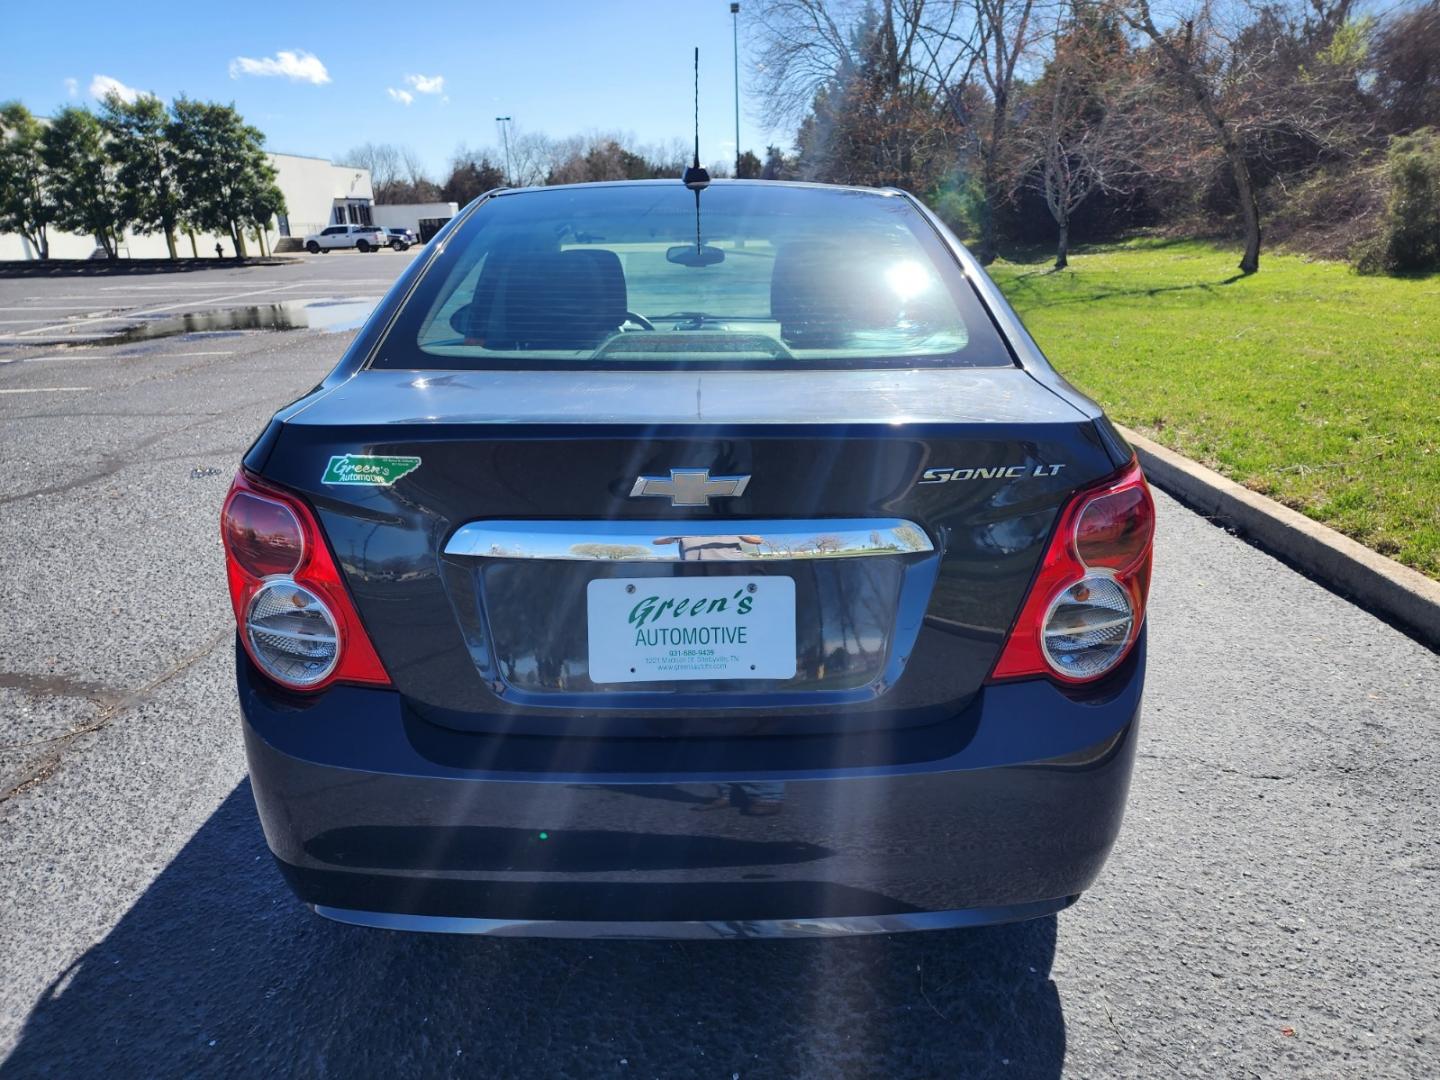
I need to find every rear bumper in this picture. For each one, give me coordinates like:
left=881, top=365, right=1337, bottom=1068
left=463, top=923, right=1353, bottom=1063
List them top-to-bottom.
left=239, top=637, right=1143, bottom=937
left=310, top=898, right=1074, bottom=939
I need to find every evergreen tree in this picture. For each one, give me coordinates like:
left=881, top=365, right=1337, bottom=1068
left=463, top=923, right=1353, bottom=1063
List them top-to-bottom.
left=100, top=93, right=182, bottom=259
left=169, top=98, right=284, bottom=258
left=0, top=102, right=52, bottom=258
left=41, top=107, right=126, bottom=258
left=761, top=145, right=792, bottom=180
left=441, top=156, right=506, bottom=204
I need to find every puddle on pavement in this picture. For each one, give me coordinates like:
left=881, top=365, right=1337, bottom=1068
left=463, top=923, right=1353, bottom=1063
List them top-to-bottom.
left=103, top=297, right=377, bottom=344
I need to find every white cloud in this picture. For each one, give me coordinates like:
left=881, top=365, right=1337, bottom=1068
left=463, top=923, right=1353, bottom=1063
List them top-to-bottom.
left=228, top=50, right=330, bottom=85
left=89, top=74, right=150, bottom=103
left=404, top=74, right=444, bottom=95
left=64, top=77, right=78, bottom=98
left=387, top=87, right=414, bottom=106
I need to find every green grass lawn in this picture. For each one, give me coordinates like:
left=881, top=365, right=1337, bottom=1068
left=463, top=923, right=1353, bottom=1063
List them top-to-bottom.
left=989, top=239, right=1440, bottom=579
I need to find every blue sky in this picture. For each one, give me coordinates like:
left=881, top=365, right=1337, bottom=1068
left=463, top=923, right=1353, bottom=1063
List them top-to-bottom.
left=4, top=0, right=785, bottom=177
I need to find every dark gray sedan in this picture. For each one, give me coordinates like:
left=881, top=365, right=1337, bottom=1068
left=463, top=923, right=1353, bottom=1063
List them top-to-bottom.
left=223, top=179, right=1153, bottom=937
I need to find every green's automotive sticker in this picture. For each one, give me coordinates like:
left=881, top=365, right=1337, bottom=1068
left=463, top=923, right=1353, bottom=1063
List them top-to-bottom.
left=322, top=454, right=422, bottom=486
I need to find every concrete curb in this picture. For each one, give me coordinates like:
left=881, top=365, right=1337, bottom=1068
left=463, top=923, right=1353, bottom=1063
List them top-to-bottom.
left=0, top=257, right=296, bottom=278
left=1119, top=425, right=1440, bottom=651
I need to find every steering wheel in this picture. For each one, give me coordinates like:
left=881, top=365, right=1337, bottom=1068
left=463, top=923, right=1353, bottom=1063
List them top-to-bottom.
left=622, top=311, right=656, bottom=331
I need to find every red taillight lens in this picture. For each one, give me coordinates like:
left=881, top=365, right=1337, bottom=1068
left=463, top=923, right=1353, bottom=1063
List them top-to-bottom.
left=989, top=458, right=1154, bottom=685
left=221, top=471, right=391, bottom=691
left=1076, top=485, right=1153, bottom=572
left=222, top=490, right=304, bottom=577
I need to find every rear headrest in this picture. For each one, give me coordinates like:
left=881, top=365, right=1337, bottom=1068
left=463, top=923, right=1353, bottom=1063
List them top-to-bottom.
left=770, top=241, right=902, bottom=348
left=454, top=248, right=627, bottom=349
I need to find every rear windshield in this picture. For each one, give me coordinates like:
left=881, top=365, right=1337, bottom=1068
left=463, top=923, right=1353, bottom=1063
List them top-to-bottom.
left=371, top=183, right=1012, bottom=371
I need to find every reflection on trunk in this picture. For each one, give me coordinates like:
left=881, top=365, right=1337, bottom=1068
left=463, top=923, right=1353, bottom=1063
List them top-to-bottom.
left=476, top=558, right=904, bottom=695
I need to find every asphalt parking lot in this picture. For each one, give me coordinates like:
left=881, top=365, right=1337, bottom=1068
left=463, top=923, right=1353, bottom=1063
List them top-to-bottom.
left=0, top=249, right=415, bottom=347
left=0, top=255, right=1437, bottom=1079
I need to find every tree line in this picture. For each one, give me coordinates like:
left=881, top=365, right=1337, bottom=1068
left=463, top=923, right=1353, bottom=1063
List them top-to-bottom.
left=335, top=0, right=1439, bottom=277
left=750, top=0, right=1440, bottom=274
left=11, top=1, right=1435, bottom=274
left=0, top=96, right=284, bottom=260
left=346, top=131, right=795, bottom=211
left=340, top=132, right=767, bottom=207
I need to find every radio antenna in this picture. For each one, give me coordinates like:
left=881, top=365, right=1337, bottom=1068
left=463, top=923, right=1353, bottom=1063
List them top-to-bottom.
left=671, top=47, right=718, bottom=265
left=683, top=47, right=710, bottom=192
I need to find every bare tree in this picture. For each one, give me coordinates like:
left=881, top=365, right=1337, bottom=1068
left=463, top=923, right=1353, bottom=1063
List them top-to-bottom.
left=752, top=0, right=867, bottom=126
left=754, top=0, right=1041, bottom=257
left=967, top=0, right=1042, bottom=261
left=1106, top=0, right=1365, bottom=274
left=1110, top=0, right=1264, bottom=272
left=1372, top=0, right=1440, bottom=135
left=756, top=1, right=970, bottom=189
left=1013, top=9, right=1140, bottom=267
left=508, top=129, right=565, bottom=187
left=641, top=137, right=691, bottom=176
left=340, top=142, right=439, bottom=203
left=341, top=142, right=401, bottom=201
left=398, top=146, right=441, bottom=201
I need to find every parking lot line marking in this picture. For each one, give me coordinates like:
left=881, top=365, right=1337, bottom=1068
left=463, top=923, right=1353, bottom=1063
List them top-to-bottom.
left=95, top=278, right=396, bottom=290
left=13, top=284, right=303, bottom=337
left=93, top=284, right=287, bottom=291
left=10, top=291, right=371, bottom=306
left=18, top=294, right=217, bottom=300
left=12, top=298, right=159, bottom=305
left=0, top=317, right=120, bottom=324
left=2, top=356, right=97, bottom=364
left=0, top=386, right=90, bottom=394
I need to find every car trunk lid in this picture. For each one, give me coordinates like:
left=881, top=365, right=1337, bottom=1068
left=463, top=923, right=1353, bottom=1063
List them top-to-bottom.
left=253, top=367, right=1123, bottom=734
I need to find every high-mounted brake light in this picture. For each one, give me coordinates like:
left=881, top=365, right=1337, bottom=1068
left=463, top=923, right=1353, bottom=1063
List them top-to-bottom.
left=989, top=458, right=1154, bottom=685
left=221, top=472, right=391, bottom=692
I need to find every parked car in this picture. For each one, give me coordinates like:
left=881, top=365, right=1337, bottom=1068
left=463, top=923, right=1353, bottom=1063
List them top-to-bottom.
left=225, top=179, right=1154, bottom=938
left=303, top=224, right=387, bottom=253
left=384, top=227, right=418, bottom=251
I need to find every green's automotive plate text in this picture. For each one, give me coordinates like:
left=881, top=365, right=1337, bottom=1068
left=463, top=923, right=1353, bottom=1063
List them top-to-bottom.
left=322, top=454, right=422, bottom=486
left=587, top=576, right=797, bottom=683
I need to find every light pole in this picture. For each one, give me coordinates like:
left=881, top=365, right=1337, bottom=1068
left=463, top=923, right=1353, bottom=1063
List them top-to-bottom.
left=730, top=3, right=741, bottom=176
left=495, top=116, right=514, bottom=186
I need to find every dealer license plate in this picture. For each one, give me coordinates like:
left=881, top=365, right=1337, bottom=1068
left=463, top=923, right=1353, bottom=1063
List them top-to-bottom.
left=586, top=576, right=797, bottom=683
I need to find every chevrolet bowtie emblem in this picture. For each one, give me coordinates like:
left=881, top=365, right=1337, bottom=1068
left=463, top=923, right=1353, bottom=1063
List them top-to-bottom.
left=629, top=469, right=751, bottom=507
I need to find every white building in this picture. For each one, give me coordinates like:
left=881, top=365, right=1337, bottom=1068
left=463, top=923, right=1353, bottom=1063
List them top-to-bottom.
left=0, top=151, right=374, bottom=261
left=271, top=153, right=375, bottom=242
left=372, top=201, right=460, bottom=243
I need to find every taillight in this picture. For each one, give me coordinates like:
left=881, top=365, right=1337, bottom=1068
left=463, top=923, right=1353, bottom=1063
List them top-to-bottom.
left=989, top=458, right=1154, bottom=685
left=221, top=471, right=391, bottom=691
left=222, top=490, right=304, bottom=577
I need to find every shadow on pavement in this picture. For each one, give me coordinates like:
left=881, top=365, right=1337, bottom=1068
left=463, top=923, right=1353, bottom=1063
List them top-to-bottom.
left=1, top=782, right=1066, bottom=1079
